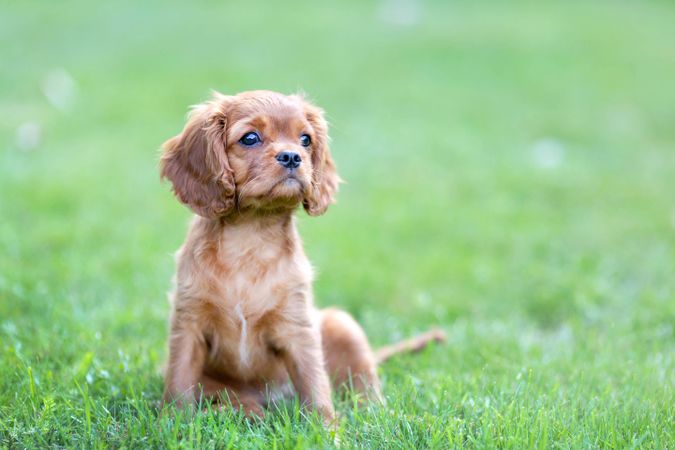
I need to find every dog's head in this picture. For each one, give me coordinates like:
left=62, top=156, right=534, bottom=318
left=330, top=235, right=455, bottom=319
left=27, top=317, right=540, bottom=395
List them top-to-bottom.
left=160, top=90, right=340, bottom=218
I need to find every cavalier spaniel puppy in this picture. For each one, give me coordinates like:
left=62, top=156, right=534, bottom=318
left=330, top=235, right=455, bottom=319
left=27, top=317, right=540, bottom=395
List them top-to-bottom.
left=160, top=90, right=444, bottom=423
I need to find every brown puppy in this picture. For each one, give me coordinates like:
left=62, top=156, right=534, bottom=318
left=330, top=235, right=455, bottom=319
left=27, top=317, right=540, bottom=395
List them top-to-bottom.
left=160, top=90, right=444, bottom=423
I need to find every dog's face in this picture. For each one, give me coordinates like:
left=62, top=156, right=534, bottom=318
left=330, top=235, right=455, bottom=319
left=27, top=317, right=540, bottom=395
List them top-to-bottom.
left=160, top=90, right=339, bottom=218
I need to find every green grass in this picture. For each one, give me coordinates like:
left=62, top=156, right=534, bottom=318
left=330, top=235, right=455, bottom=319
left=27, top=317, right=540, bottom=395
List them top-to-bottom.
left=1, top=0, right=674, bottom=447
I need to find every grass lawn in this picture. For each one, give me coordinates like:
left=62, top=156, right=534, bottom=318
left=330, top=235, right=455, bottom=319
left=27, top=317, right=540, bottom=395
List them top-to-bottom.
left=1, top=0, right=674, bottom=447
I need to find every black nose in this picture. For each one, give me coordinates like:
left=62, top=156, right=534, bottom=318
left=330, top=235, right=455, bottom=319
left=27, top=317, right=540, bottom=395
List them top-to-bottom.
left=276, top=151, right=302, bottom=169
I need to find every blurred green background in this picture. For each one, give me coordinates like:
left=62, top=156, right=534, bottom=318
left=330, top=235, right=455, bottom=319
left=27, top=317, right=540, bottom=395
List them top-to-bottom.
left=1, top=0, right=673, bottom=447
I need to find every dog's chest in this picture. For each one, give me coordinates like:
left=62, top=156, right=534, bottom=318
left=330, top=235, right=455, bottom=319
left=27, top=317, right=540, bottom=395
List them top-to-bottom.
left=196, top=239, right=309, bottom=378
left=209, top=239, right=295, bottom=313
left=205, top=271, right=274, bottom=355
left=203, top=300, right=275, bottom=377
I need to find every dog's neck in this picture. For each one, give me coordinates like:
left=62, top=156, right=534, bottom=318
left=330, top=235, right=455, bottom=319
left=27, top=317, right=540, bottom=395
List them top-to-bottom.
left=218, top=207, right=295, bottom=227
left=195, top=209, right=299, bottom=259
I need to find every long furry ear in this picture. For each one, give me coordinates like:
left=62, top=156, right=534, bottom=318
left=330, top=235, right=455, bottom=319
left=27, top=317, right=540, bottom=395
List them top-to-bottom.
left=160, top=95, right=235, bottom=218
left=302, top=101, right=341, bottom=216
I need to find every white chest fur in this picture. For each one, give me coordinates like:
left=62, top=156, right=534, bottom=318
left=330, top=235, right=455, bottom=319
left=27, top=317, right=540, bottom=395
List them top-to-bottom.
left=234, top=302, right=250, bottom=368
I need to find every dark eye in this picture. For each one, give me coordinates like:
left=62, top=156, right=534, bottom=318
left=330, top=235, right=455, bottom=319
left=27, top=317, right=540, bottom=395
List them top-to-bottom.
left=239, top=132, right=261, bottom=147
left=300, top=134, right=311, bottom=147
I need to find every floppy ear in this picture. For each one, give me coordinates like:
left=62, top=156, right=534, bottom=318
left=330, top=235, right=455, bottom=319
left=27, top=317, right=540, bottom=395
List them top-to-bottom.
left=160, top=95, right=235, bottom=219
left=302, top=102, right=341, bottom=216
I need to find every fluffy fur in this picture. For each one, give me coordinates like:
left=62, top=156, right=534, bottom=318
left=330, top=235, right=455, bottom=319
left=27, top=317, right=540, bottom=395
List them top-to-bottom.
left=160, top=90, right=444, bottom=423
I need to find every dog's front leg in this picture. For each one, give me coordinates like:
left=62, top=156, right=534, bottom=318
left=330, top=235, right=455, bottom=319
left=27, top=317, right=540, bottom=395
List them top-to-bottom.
left=275, top=317, right=335, bottom=423
left=163, top=322, right=206, bottom=409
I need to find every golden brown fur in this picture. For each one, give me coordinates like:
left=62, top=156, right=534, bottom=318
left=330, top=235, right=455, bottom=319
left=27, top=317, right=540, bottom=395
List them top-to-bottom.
left=160, top=90, right=444, bottom=423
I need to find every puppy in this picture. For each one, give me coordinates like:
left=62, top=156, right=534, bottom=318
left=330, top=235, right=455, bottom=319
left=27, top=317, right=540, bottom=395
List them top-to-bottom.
left=160, top=90, right=444, bottom=423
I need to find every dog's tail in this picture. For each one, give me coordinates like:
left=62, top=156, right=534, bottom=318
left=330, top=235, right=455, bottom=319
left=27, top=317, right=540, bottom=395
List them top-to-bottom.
left=374, top=328, right=446, bottom=364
